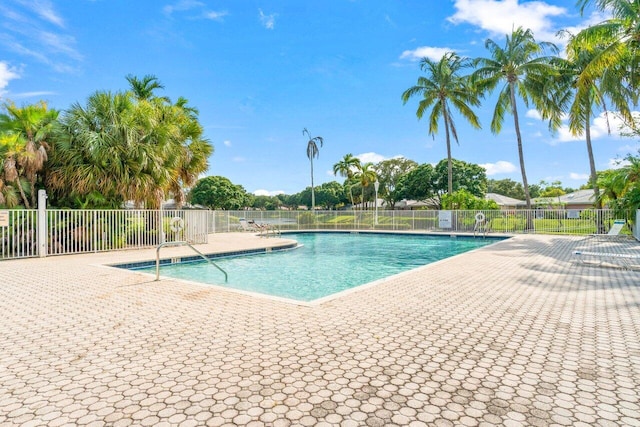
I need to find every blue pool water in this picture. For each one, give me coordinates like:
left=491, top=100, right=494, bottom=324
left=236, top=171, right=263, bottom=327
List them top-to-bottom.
left=132, top=232, right=503, bottom=302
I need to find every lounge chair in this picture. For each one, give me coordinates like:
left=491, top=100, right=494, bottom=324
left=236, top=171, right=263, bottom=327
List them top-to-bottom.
left=239, top=218, right=260, bottom=232
left=239, top=218, right=279, bottom=237
left=592, top=219, right=626, bottom=238
left=573, top=250, right=640, bottom=270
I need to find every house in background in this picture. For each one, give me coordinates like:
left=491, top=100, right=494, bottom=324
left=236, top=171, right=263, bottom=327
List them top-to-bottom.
left=534, top=189, right=599, bottom=210
left=556, top=189, right=599, bottom=209
left=485, top=193, right=524, bottom=210
left=395, top=199, right=440, bottom=210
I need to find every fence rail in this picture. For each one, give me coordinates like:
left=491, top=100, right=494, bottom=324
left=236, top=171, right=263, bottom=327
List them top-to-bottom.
left=1, top=207, right=636, bottom=260
left=1, top=208, right=209, bottom=260
left=214, top=209, right=636, bottom=236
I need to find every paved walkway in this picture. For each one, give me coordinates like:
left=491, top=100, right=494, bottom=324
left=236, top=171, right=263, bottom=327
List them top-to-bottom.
left=1, top=233, right=639, bottom=426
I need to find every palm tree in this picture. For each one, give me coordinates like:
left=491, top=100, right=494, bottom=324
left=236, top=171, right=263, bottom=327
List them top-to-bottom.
left=575, top=0, right=640, bottom=105
left=472, top=27, right=559, bottom=209
left=554, top=33, right=633, bottom=214
left=402, top=52, right=482, bottom=197
left=126, top=74, right=170, bottom=102
left=49, top=91, right=169, bottom=207
left=163, top=98, right=213, bottom=208
left=0, top=101, right=58, bottom=208
left=303, top=128, right=323, bottom=211
left=0, top=133, right=22, bottom=207
left=332, top=153, right=361, bottom=179
left=333, top=153, right=361, bottom=209
left=596, top=153, right=640, bottom=214
left=354, top=162, right=377, bottom=210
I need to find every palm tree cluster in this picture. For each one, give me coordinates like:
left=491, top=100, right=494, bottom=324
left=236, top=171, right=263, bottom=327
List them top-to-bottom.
left=403, top=0, right=639, bottom=212
left=0, top=75, right=212, bottom=208
left=0, top=101, right=58, bottom=208
left=332, top=154, right=381, bottom=209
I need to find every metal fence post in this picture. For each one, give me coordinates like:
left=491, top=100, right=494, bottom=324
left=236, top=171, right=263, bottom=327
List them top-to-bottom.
left=37, top=190, right=47, bottom=258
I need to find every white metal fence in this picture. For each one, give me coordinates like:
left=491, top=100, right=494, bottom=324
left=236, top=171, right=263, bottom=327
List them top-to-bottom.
left=1, top=207, right=637, bottom=260
left=1, top=208, right=209, bottom=260
left=0, top=209, right=38, bottom=259
left=213, top=209, right=636, bottom=236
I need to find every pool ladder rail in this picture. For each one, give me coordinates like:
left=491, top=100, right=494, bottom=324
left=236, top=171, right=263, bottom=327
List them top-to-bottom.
left=155, top=241, right=228, bottom=282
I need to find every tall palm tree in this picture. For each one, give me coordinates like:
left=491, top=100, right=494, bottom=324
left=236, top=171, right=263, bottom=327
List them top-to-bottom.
left=575, top=0, right=640, bottom=104
left=472, top=27, right=559, bottom=209
left=554, top=33, right=633, bottom=213
left=402, top=52, right=482, bottom=196
left=0, top=101, right=58, bottom=208
left=303, top=128, right=323, bottom=211
left=333, top=153, right=361, bottom=209
left=354, top=162, right=377, bottom=210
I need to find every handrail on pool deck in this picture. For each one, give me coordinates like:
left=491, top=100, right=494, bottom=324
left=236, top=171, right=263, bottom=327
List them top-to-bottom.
left=156, top=241, right=228, bottom=282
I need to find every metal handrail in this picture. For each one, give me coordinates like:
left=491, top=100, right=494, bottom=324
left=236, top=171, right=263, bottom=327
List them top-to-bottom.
left=155, top=241, right=228, bottom=282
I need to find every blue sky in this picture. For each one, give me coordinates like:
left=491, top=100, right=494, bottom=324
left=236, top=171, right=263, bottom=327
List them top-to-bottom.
left=1, top=0, right=638, bottom=196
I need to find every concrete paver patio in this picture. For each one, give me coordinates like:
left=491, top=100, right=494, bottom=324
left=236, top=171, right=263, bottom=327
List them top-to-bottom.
left=1, top=233, right=639, bottom=426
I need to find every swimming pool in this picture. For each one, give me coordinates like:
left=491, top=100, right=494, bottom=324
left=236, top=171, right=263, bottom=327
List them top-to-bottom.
left=129, top=232, right=504, bottom=302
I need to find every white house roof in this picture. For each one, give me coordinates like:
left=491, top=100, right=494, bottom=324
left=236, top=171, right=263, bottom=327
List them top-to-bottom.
left=556, top=189, right=597, bottom=205
left=485, top=193, right=524, bottom=206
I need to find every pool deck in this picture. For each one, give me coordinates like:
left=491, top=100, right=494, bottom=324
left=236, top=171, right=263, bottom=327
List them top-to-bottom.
left=1, top=232, right=639, bottom=426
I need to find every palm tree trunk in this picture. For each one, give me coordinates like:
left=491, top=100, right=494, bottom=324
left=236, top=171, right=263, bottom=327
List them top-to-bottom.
left=509, top=82, right=533, bottom=230
left=509, top=83, right=532, bottom=209
left=442, top=104, right=453, bottom=197
left=585, top=117, right=605, bottom=233
left=585, top=118, right=600, bottom=207
left=5, top=156, right=31, bottom=209
left=310, top=158, right=315, bottom=211
left=29, top=179, right=37, bottom=208
left=16, top=180, right=30, bottom=209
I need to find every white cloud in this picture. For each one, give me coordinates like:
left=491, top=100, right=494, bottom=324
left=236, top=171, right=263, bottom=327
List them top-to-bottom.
left=15, top=0, right=64, bottom=27
left=163, top=0, right=204, bottom=15
left=448, top=0, right=567, bottom=42
left=163, top=1, right=227, bottom=21
left=0, top=2, right=81, bottom=73
left=259, top=9, right=277, bottom=30
left=204, top=11, right=228, bottom=21
left=560, top=11, right=608, bottom=42
left=40, top=31, right=83, bottom=61
left=400, top=46, right=453, bottom=61
left=0, top=62, right=20, bottom=95
left=11, top=91, right=55, bottom=99
left=526, top=109, right=542, bottom=120
left=554, top=111, right=640, bottom=143
left=554, top=126, right=582, bottom=143
left=223, top=140, right=232, bottom=147
left=356, top=152, right=387, bottom=164
left=232, top=156, right=246, bottom=162
left=480, top=160, right=517, bottom=175
left=569, top=172, right=589, bottom=180
left=253, top=189, right=285, bottom=196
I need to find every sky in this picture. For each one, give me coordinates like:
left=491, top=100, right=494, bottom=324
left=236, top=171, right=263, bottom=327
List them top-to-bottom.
left=1, top=0, right=639, bottom=196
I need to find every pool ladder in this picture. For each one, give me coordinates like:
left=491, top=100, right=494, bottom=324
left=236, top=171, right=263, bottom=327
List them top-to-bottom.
left=155, top=241, right=228, bottom=282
